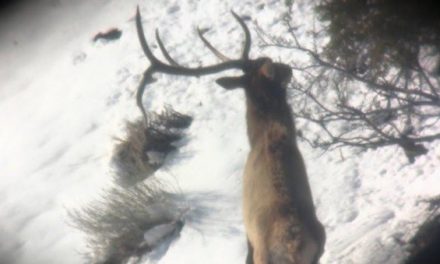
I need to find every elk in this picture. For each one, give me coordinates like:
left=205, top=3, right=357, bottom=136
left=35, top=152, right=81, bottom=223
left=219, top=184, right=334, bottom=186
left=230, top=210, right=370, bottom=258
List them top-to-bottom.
left=134, top=7, right=325, bottom=264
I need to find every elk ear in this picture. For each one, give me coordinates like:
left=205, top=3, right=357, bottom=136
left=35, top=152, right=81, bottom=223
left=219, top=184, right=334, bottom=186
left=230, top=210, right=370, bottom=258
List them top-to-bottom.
left=259, top=59, right=275, bottom=80
left=216, top=76, right=245, bottom=90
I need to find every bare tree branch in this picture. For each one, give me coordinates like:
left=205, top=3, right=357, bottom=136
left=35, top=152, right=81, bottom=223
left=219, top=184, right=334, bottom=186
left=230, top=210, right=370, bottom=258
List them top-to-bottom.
left=257, top=3, right=440, bottom=162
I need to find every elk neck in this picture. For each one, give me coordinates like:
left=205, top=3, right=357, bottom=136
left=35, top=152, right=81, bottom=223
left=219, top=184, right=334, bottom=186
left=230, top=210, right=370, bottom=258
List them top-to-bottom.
left=243, top=78, right=319, bottom=228
left=244, top=80, right=296, bottom=149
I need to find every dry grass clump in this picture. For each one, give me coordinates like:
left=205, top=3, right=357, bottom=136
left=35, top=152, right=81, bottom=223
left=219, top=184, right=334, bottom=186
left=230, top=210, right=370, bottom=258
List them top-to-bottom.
left=150, top=107, right=193, bottom=130
left=112, top=108, right=192, bottom=187
left=112, top=120, right=153, bottom=187
left=69, top=181, right=185, bottom=264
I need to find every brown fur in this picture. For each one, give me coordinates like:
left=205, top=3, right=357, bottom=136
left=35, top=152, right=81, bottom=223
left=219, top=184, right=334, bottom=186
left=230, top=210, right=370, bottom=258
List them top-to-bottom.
left=227, top=59, right=326, bottom=264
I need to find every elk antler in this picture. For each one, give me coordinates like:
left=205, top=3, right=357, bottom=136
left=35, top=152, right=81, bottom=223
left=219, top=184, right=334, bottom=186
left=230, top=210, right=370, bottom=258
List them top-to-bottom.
left=135, top=6, right=251, bottom=123
left=196, top=10, right=251, bottom=62
left=231, top=10, right=251, bottom=60
left=197, top=27, right=231, bottom=62
left=155, top=29, right=181, bottom=66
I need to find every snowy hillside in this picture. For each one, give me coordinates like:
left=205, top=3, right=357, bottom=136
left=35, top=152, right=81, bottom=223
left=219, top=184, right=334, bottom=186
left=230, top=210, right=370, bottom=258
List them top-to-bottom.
left=1, top=0, right=439, bottom=263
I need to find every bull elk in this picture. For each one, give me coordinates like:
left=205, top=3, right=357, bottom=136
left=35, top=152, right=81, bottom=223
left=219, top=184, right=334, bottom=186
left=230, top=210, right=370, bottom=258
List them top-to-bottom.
left=134, top=7, right=325, bottom=264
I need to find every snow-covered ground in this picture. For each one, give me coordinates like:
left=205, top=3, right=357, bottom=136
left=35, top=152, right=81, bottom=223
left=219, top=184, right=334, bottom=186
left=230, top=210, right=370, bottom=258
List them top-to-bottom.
left=1, top=0, right=439, bottom=263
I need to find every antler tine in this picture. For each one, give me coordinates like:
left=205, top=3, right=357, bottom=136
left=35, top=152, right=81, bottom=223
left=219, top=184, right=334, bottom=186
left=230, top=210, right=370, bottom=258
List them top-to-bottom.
left=136, top=6, right=162, bottom=67
left=231, top=10, right=251, bottom=60
left=197, top=27, right=231, bottom=62
left=155, top=29, right=181, bottom=66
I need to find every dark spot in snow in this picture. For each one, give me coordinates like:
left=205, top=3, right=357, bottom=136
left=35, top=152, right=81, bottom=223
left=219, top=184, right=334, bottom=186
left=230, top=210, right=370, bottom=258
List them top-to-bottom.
left=167, top=5, right=180, bottom=14
left=93, top=28, right=122, bottom=43
left=72, top=51, right=87, bottom=65
left=116, top=67, right=131, bottom=84
left=106, top=92, right=121, bottom=106
left=82, top=123, right=98, bottom=136
left=34, top=148, right=67, bottom=172
left=344, top=210, right=358, bottom=223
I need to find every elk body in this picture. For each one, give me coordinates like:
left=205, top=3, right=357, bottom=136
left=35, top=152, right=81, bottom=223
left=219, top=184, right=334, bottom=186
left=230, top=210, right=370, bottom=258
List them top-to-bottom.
left=135, top=7, right=325, bottom=264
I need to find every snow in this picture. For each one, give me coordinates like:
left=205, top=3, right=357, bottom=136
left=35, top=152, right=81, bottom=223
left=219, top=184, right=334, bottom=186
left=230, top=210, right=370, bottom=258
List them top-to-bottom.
left=1, top=0, right=439, bottom=264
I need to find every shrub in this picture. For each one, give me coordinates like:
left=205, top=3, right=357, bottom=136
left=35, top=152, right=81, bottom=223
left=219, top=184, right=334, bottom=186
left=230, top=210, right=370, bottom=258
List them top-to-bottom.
left=111, top=108, right=192, bottom=187
left=69, top=181, right=185, bottom=264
